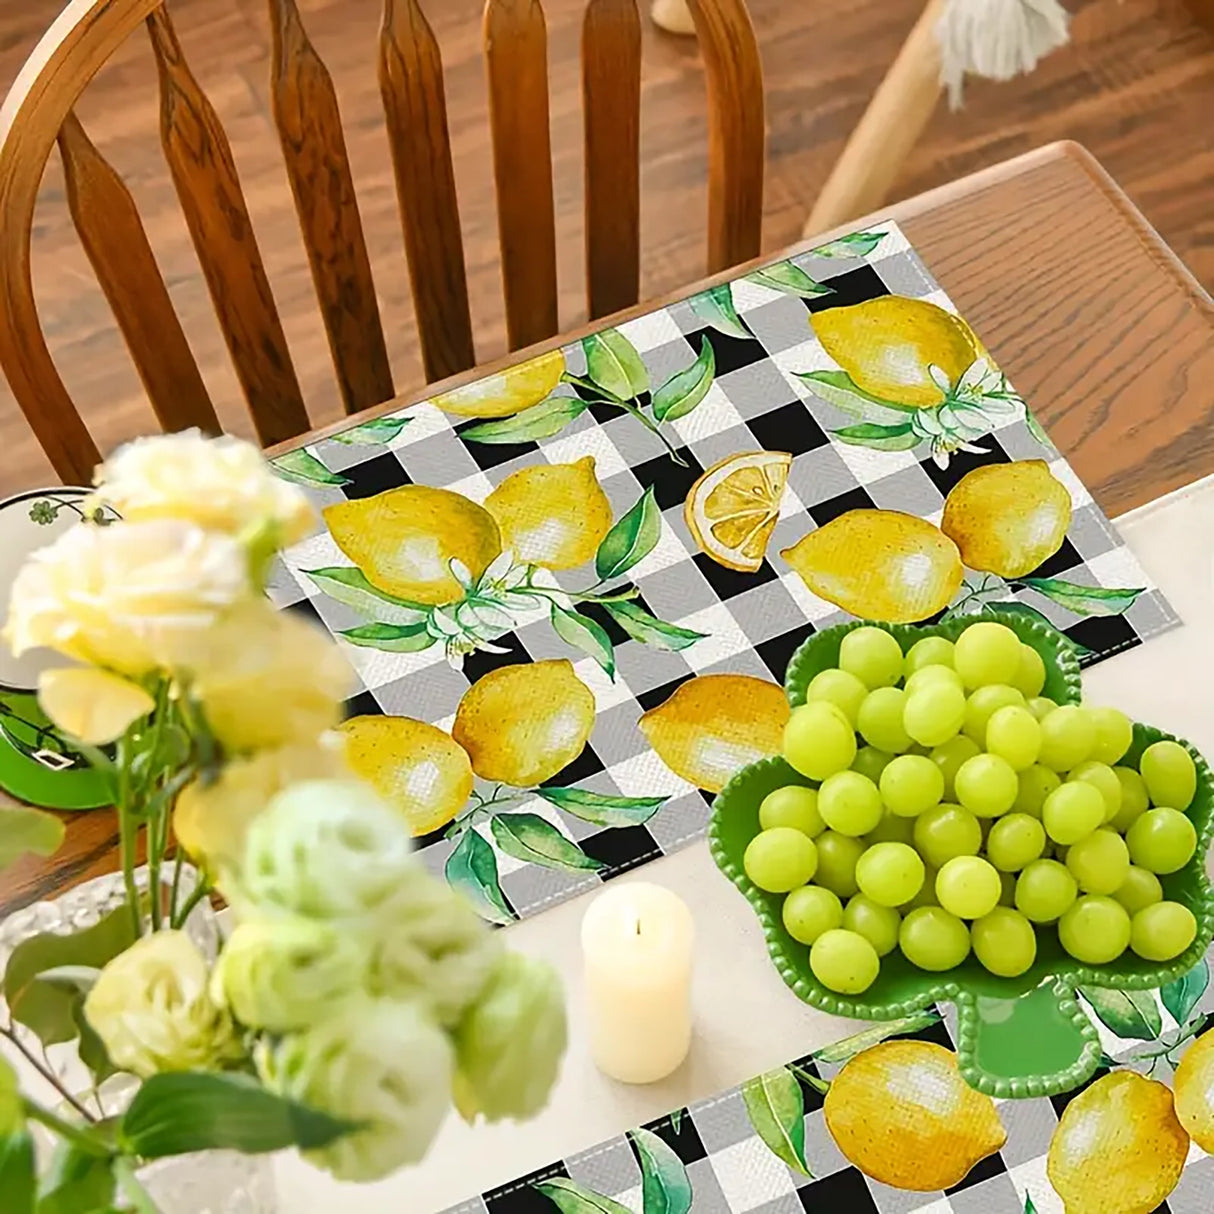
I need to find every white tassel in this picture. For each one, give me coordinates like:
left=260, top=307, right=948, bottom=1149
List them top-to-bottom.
left=936, top=0, right=1070, bottom=109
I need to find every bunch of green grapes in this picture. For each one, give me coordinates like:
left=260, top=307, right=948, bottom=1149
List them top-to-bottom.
left=741, top=621, right=1201, bottom=996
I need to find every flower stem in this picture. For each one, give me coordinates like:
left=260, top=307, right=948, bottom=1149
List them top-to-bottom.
left=617, top=400, right=688, bottom=466
left=115, top=739, right=142, bottom=940
left=171, top=879, right=211, bottom=931
left=1, top=1025, right=96, bottom=1122
left=22, top=1098, right=109, bottom=1155
left=114, top=1155, right=162, bottom=1212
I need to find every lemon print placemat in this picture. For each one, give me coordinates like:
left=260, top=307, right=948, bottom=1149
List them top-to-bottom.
left=270, top=221, right=1178, bottom=925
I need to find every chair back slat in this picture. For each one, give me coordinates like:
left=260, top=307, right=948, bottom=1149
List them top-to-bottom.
left=270, top=0, right=394, bottom=415
left=379, top=0, right=475, bottom=383
left=484, top=0, right=558, bottom=351
left=582, top=0, right=641, bottom=321
left=146, top=6, right=310, bottom=446
left=58, top=111, right=221, bottom=438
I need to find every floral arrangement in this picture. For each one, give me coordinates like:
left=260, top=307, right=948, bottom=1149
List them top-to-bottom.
left=0, top=432, right=566, bottom=1210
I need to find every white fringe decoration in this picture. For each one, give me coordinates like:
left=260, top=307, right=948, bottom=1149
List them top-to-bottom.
left=936, top=0, right=1071, bottom=109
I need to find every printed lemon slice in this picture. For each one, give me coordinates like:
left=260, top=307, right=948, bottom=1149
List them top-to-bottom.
left=684, top=450, right=792, bottom=573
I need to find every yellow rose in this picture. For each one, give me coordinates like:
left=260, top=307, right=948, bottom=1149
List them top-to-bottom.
left=92, top=430, right=316, bottom=547
left=2, top=520, right=250, bottom=676
left=37, top=666, right=155, bottom=745
left=83, top=930, right=243, bottom=1078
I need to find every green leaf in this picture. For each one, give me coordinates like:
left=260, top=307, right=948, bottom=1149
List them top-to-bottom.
left=810, top=230, right=886, bottom=258
left=746, top=261, right=833, bottom=297
left=689, top=284, right=750, bottom=339
left=582, top=329, right=649, bottom=400
left=651, top=337, right=715, bottom=423
left=794, top=369, right=915, bottom=419
left=461, top=394, right=589, bottom=443
left=329, top=416, right=410, bottom=446
left=831, top=421, right=920, bottom=451
left=273, top=448, right=349, bottom=487
left=595, top=487, right=662, bottom=582
left=304, top=567, right=429, bottom=625
left=1020, top=578, right=1145, bottom=618
left=602, top=601, right=705, bottom=651
left=550, top=603, right=615, bottom=679
left=337, top=621, right=436, bottom=653
left=536, top=787, right=666, bottom=827
left=0, top=806, right=65, bottom=872
left=489, top=812, right=603, bottom=872
left=445, top=829, right=515, bottom=925
left=1162, top=958, right=1209, bottom=1025
left=1080, top=986, right=1162, bottom=1040
left=73, top=999, right=117, bottom=1088
left=812, top=1010, right=941, bottom=1063
left=0, top=1058, right=21, bottom=1135
left=740, top=1066, right=810, bottom=1175
left=120, top=1071, right=356, bottom=1158
left=630, top=1126, right=692, bottom=1214
left=0, top=1131, right=36, bottom=1214
left=36, top=1143, right=115, bottom=1214
left=532, top=1177, right=631, bottom=1214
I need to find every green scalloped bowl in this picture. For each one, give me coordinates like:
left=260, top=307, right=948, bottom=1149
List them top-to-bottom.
left=709, top=614, right=1214, bottom=1098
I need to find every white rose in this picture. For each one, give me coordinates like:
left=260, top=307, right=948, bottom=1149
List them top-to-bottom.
left=92, top=430, right=316, bottom=547
left=2, top=519, right=250, bottom=676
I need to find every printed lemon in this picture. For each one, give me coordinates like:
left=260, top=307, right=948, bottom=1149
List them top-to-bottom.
left=811, top=296, right=986, bottom=408
left=428, top=348, right=565, bottom=418
left=684, top=450, right=792, bottom=572
left=484, top=456, right=612, bottom=570
left=941, top=460, right=1072, bottom=579
left=324, top=485, right=502, bottom=606
left=781, top=509, right=963, bottom=623
left=451, top=660, right=595, bottom=788
left=639, top=674, right=790, bottom=793
left=339, top=715, right=473, bottom=836
left=1173, top=1028, right=1214, bottom=1151
left=823, top=1040, right=1006, bottom=1191
left=1047, top=1070, right=1188, bottom=1214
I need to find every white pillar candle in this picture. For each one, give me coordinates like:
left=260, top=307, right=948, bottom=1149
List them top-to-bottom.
left=581, top=881, right=695, bottom=1084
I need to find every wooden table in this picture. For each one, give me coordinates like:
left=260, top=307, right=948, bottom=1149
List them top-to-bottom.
left=3, top=140, right=1212, bottom=917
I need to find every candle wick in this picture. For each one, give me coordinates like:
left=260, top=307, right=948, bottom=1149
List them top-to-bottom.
left=635, top=918, right=642, bottom=936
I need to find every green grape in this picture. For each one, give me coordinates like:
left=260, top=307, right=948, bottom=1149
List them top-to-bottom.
left=953, top=621, right=1023, bottom=689
left=838, top=626, right=904, bottom=691
left=905, top=635, right=955, bottom=675
left=1012, top=644, right=1047, bottom=699
left=904, top=666, right=965, bottom=697
left=806, top=668, right=869, bottom=726
left=903, top=682, right=966, bottom=748
left=962, top=684, right=1026, bottom=745
left=857, top=687, right=911, bottom=754
left=1027, top=696, right=1059, bottom=722
left=783, top=701, right=858, bottom=781
left=985, top=705, right=1042, bottom=771
left=1037, top=705, right=1096, bottom=772
left=1089, top=706, right=1133, bottom=766
left=930, top=735, right=981, bottom=800
left=1139, top=740, right=1197, bottom=811
left=852, top=745, right=893, bottom=784
left=954, top=753, right=1019, bottom=818
left=879, top=754, right=945, bottom=818
left=1067, top=761, right=1122, bottom=823
left=1014, top=764, right=1062, bottom=817
left=1110, top=766, right=1151, bottom=833
left=819, top=770, right=884, bottom=837
left=1042, top=781, right=1105, bottom=845
left=759, top=785, right=825, bottom=837
left=913, top=803, right=982, bottom=869
left=1126, top=807, right=1197, bottom=874
left=866, top=811, right=915, bottom=845
left=986, top=812, right=1046, bottom=872
left=743, top=827, right=818, bottom=892
left=1065, top=828, right=1130, bottom=895
left=814, top=831, right=866, bottom=898
left=855, top=841, right=925, bottom=907
left=936, top=855, right=1002, bottom=919
left=1015, top=858, right=1078, bottom=923
left=902, top=864, right=939, bottom=910
left=1113, top=866, right=1163, bottom=916
left=998, top=869, right=1017, bottom=907
left=782, top=885, right=843, bottom=945
left=843, top=893, right=902, bottom=956
left=1058, top=895, right=1131, bottom=964
left=1129, top=900, right=1197, bottom=962
left=899, top=906, right=971, bottom=971
left=972, top=906, right=1038, bottom=977
left=809, top=928, right=880, bottom=994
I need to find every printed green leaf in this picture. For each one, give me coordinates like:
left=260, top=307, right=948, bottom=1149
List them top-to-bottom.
left=810, top=230, right=886, bottom=258
left=746, top=261, right=833, bottom=297
left=690, top=284, right=751, bottom=339
left=583, top=329, right=649, bottom=400
left=652, top=336, right=715, bottom=422
left=794, top=369, right=914, bottom=419
left=461, top=394, right=589, bottom=443
left=1025, top=409, right=1051, bottom=448
left=330, top=415, right=410, bottom=446
left=831, top=421, right=921, bottom=451
left=273, top=448, right=349, bottom=487
left=595, top=487, right=662, bottom=582
left=305, top=567, right=429, bottom=625
left=1020, top=578, right=1145, bottom=618
left=602, top=601, right=706, bottom=651
left=550, top=603, right=616, bottom=679
left=337, top=621, right=436, bottom=653
left=536, top=787, right=666, bottom=827
left=0, top=806, right=64, bottom=872
left=490, top=812, right=603, bottom=872
left=445, top=830, right=515, bottom=925
left=1162, top=958, right=1209, bottom=1025
left=1080, top=986, right=1162, bottom=1040
left=812, top=1010, right=941, bottom=1063
left=740, top=1066, right=811, bottom=1175
left=669, top=1109, right=684, bottom=1134
left=630, top=1126, right=692, bottom=1214
left=0, top=1131, right=35, bottom=1214
left=35, top=1143, right=116, bottom=1214
left=533, top=1177, right=631, bottom=1214
left=1024, top=1195, right=1038, bottom=1214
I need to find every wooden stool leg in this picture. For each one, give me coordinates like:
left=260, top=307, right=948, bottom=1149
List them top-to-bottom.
left=652, top=0, right=696, bottom=35
left=804, top=0, right=944, bottom=237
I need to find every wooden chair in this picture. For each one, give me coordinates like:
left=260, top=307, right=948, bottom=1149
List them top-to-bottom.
left=0, top=0, right=764, bottom=485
